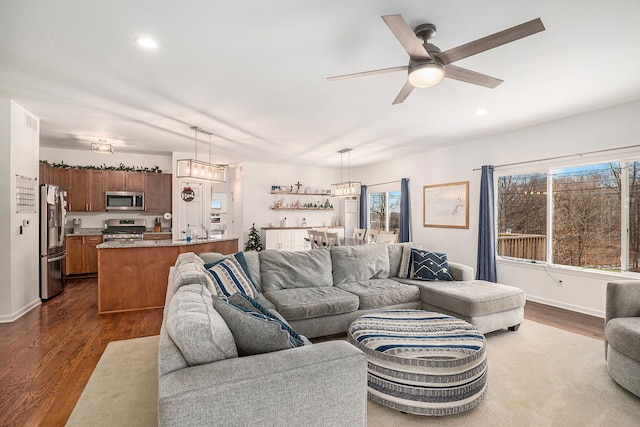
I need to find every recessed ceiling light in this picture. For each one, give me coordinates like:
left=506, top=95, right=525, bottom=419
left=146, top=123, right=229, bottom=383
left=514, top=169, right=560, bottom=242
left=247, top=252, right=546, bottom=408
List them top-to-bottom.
left=135, top=37, right=158, bottom=49
left=476, top=108, right=488, bottom=116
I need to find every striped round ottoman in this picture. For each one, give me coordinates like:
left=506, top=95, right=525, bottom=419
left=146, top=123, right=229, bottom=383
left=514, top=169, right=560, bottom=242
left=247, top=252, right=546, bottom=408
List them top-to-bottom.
left=347, top=309, right=487, bottom=416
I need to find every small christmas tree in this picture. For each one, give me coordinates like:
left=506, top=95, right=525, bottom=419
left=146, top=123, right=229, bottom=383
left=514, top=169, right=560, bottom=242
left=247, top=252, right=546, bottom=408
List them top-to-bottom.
left=244, top=223, right=263, bottom=251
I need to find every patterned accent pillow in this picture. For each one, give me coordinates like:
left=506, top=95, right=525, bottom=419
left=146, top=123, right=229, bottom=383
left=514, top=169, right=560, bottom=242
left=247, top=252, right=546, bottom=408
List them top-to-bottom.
left=398, top=243, right=423, bottom=278
left=410, top=248, right=454, bottom=281
left=204, top=252, right=259, bottom=290
left=206, top=255, right=258, bottom=298
left=211, top=293, right=305, bottom=356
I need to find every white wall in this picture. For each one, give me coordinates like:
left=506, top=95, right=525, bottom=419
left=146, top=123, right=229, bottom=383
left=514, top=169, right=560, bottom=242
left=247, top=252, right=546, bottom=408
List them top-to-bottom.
left=0, top=100, right=41, bottom=322
left=354, top=100, right=640, bottom=318
left=39, top=147, right=172, bottom=172
left=238, top=162, right=342, bottom=246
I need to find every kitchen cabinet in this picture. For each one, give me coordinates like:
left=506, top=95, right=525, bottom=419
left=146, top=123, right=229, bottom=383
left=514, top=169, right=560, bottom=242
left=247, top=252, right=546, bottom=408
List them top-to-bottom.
left=39, top=163, right=69, bottom=190
left=67, top=169, right=105, bottom=212
left=105, top=171, right=146, bottom=192
left=145, top=173, right=172, bottom=212
left=263, top=228, right=344, bottom=251
left=143, top=233, right=172, bottom=241
left=66, top=234, right=103, bottom=275
left=97, top=238, right=238, bottom=313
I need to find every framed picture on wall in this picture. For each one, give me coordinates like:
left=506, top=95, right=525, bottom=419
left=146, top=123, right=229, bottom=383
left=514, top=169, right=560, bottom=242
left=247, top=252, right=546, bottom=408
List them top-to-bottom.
left=423, top=181, right=469, bottom=229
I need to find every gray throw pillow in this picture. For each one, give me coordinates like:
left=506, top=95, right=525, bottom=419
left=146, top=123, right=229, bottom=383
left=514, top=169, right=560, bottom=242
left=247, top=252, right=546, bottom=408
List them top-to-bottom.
left=166, top=284, right=238, bottom=366
left=211, top=293, right=305, bottom=356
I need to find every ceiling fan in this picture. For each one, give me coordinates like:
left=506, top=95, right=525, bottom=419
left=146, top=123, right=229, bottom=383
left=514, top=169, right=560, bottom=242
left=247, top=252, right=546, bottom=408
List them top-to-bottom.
left=327, top=14, right=545, bottom=105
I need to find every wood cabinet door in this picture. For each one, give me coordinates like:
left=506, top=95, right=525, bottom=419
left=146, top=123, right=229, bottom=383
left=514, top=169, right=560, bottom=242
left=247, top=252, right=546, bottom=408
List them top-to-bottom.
left=39, top=163, right=52, bottom=185
left=52, top=167, right=69, bottom=191
left=67, top=170, right=87, bottom=212
left=87, top=170, right=105, bottom=211
left=105, top=171, right=126, bottom=191
left=126, top=172, right=146, bottom=191
left=145, top=173, right=172, bottom=212
left=143, top=233, right=172, bottom=241
left=83, top=235, right=103, bottom=273
left=65, top=236, right=84, bottom=274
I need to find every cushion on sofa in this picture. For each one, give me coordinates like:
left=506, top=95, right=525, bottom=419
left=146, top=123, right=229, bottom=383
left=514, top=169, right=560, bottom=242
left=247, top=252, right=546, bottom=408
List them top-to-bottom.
left=396, top=242, right=424, bottom=278
left=331, top=244, right=390, bottom=285
left=410, top=248, right=454, bottom=281
left=259, top=249, right=333, bottom=291
left=242, top=250, right=262, bottom=291
left=175, top=252, right=206, bottom=269
left=206, top=256, right=258, bottom=298
left=173, top=261, right=213, bottom=290
left=336, top=279, right=421, bottom=310
left=400, top=279, right=526, bottom=317
left=166, top=284, right=238, bottom=366
left=264, top=287, right=360, bottom=321
left=211, top=293, right=305, bottom=356
left=606, top=317, right=640, bottom=359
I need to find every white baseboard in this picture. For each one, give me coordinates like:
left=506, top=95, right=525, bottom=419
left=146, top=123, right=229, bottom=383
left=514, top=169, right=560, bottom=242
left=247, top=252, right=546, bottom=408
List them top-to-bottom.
left=526, top=295, right=604, bottom=319
left=0, top=299, right=41, bottom=323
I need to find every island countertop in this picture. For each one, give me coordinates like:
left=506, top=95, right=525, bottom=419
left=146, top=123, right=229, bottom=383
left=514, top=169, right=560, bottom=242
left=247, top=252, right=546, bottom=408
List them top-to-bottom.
left=97, top=235, right=239, bottom=249
left=97, top=236, right=238, bottom=314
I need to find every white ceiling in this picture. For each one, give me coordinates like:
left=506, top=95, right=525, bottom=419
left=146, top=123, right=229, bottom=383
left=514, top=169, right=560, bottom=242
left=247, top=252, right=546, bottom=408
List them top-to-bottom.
left=2, top=1, right=640, bottom=168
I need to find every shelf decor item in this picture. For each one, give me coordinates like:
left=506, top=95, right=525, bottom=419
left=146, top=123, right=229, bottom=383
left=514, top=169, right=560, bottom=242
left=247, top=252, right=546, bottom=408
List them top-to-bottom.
left=181, top=186, right=195, bottom=202
left=244, top=223, right=263, bottom=251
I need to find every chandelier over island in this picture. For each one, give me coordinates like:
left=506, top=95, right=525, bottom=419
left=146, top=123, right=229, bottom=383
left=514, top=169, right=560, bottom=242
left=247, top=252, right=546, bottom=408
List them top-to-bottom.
left=176, top=126, right=227, bottom=183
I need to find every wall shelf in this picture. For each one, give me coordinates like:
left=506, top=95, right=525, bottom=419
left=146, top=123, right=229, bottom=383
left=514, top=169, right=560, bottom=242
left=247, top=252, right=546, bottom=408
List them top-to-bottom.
left=270, top=192, right=331, bottom=196
left=270, top=207, right=334, bottom=211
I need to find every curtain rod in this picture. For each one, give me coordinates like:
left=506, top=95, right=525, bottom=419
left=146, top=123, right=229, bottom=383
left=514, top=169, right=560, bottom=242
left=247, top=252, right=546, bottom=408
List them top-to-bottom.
left=472, top=144, right=640, bottom=171
left=365, top=179, right=403, bottom=187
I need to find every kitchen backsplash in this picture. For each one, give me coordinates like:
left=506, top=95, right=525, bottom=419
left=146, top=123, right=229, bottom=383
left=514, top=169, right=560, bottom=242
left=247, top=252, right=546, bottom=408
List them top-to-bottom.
left=66, top=212, right=171, bottom=230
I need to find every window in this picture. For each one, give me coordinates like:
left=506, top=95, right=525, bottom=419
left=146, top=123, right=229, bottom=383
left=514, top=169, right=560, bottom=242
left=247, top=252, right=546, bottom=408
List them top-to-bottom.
left=497, top=160, right=640, bottom=273
left=368, top=191, right=401, bottom=232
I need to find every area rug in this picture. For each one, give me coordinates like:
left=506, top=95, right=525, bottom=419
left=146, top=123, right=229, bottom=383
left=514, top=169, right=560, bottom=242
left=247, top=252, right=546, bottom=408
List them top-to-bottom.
left=67, top=321, right=640, bottom=426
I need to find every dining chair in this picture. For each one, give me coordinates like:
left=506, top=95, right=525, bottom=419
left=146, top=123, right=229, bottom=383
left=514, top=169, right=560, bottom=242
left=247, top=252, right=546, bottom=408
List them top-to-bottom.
left=353, top=228, right=367, bottom=241
left=366, top=228, right=380, bottom=243
left=308, top=230, right=328, bottom=248
left=375, top=231, right=398, bottom=243
left=326, top=232, right=341, bottom=246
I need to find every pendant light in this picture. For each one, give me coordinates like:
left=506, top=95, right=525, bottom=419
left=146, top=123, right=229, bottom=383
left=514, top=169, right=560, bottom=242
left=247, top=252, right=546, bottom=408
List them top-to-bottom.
left=176, top=126, right=227, bottom=182
left=330, top=148, right=361, bottom=197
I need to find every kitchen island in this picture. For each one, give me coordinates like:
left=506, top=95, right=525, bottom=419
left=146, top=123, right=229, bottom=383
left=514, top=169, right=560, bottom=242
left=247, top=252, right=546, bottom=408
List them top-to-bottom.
left=97, top=236, right=238, bottom=314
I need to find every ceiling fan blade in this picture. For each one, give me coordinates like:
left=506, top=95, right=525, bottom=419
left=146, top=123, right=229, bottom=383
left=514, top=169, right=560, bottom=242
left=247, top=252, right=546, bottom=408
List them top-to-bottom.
left=382, top=14, right=430, bottom=60
left=437, top=18, right=545, bottom=65
left=327, top=65, right=407, bottom=81
left=444, top=65, right=503, bottom=88
left=392, top=80, right=415, bottom=105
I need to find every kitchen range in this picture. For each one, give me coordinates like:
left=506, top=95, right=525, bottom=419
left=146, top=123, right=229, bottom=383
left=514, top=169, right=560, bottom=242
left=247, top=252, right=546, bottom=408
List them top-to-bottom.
left=102, top=218, right=146, bottom=242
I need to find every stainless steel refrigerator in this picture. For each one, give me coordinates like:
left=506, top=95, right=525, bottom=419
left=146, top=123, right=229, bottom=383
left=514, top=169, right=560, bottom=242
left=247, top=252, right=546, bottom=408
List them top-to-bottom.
left=40, top=184, right=67, bottom=300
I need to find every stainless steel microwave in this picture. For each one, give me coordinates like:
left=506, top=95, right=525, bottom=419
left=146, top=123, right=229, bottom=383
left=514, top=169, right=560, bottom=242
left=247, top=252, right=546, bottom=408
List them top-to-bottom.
left=105, top=191, right=145, bottom=211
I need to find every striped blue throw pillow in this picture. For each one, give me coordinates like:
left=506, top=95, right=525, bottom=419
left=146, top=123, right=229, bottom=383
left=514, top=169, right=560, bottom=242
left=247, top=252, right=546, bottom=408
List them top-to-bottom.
left=410, top=248, right=454, bottom=281
left=206, top=255, right=258, bottom=298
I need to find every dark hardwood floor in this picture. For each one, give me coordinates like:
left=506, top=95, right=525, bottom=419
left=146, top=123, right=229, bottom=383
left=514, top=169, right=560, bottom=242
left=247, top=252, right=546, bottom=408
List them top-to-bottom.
left=0, top=278, right=604, bottom=426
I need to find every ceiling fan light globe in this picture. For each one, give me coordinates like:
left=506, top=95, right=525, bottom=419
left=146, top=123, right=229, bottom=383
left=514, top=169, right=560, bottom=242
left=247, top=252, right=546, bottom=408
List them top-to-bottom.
left=408, top=63, right=445, bottom=88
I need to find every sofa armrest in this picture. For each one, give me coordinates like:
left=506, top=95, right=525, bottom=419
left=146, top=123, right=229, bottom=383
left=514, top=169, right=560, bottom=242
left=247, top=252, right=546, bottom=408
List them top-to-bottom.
left=448, top=262, right=475, bottom=281
left=606, top=280, right=640, bottom=324
left=158, top=340, right=367, bottom=427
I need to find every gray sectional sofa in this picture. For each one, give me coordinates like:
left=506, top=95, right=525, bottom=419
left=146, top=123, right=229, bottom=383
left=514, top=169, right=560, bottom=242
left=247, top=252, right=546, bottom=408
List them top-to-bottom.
left=158, top=243, right=525, bottom=426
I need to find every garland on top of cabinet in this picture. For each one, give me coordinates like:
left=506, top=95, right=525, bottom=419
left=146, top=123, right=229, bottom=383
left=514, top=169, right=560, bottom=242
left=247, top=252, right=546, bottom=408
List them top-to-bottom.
left=40, top=160, right=162, bottom=173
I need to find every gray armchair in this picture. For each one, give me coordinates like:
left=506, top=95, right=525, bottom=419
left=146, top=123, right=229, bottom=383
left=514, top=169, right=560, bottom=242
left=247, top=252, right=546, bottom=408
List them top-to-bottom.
left=605, top=280, right=640, bottom=397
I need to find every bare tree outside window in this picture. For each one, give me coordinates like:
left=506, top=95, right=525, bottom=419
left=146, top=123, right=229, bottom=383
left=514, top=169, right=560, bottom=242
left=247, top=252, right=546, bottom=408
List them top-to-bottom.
left=552, top=164, right=621, bottom=270
left=497, top=173, right=547, bottom=261
left=369, top=191, right=401, bottom=231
